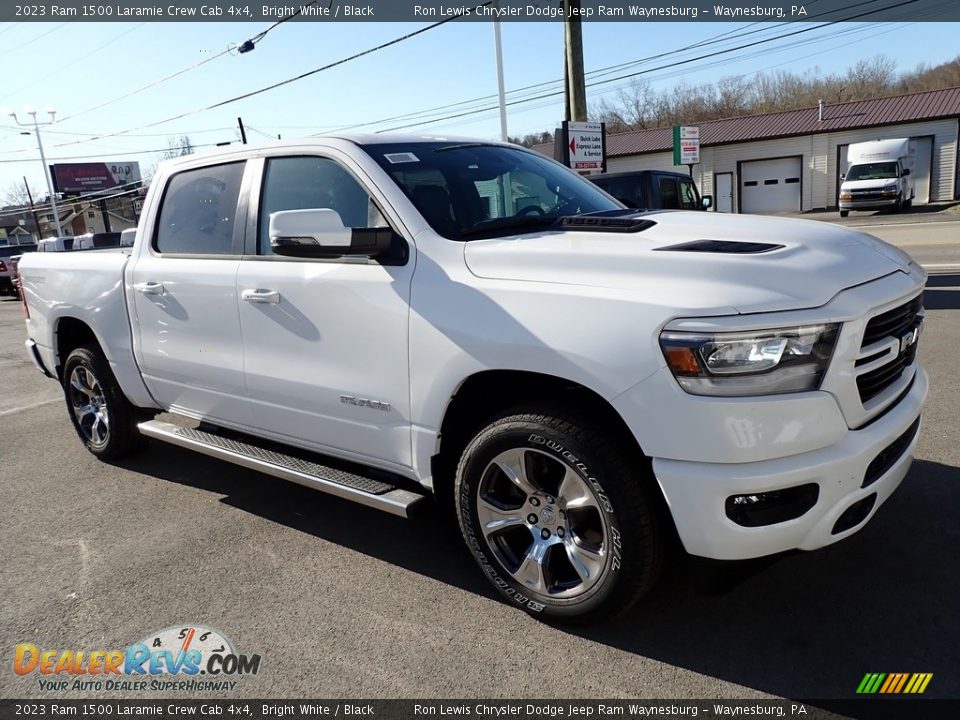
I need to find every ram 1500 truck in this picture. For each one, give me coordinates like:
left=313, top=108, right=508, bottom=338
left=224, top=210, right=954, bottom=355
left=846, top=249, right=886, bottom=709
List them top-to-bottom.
left=19, top=136, right=928, bottom=622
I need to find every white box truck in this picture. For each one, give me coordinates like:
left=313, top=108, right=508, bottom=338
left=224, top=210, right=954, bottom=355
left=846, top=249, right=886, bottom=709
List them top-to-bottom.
left=839, top=138, right=916, bottom=217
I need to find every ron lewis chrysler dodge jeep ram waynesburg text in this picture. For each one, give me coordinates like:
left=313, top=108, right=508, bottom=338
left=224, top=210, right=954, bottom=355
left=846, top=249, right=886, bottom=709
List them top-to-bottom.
left=19, top=136, right=927, bottom=622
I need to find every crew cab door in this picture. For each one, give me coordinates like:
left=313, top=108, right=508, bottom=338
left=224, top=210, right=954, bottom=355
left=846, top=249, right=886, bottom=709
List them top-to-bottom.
left=235, top=154, right=414, bottom=469
left=129, top=160, right=253, bottom=427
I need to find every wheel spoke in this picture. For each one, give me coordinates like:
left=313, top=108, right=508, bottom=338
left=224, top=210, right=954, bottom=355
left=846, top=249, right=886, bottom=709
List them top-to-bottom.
left=70, top=373, right=93, bottom=399
left=91, top=415, right=106, bottom=444
left=494, top=448, right=538, bottom=497
left=558, top=467, right=598, bottom=511
left=476, top=498, right=526, bottom=539
left=564, top=539, right=605, bottom=585
left=514, top=541, right=549, bottom=594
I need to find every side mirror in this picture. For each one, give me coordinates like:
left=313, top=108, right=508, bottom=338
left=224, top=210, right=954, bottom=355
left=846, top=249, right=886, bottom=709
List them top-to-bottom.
left=902, top=168, right=911, bottom=176
left=840, top=174, right=845, bottom=181
left=701, top=195, right=713, bottom=210
left=269, top=208, right=392, bottom=258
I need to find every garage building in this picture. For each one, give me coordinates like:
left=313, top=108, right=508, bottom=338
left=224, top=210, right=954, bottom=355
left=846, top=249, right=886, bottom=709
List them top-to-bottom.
left=538, top=86, right=960, bottom=214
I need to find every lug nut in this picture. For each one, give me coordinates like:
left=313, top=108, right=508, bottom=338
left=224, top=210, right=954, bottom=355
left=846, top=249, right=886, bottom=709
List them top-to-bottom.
left=546, top=496, right=555, bottom=504
left=530, top=497, right=540, bottom=507
left=527, top=514, right=538, bottom=525
left=557, top=527, right=565, bottom=538
left=540, top=528, right=550, bottom=540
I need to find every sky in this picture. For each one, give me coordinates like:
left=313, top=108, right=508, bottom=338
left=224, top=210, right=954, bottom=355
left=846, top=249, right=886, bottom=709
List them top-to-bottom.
left=1, top=16, right=958, bottom=204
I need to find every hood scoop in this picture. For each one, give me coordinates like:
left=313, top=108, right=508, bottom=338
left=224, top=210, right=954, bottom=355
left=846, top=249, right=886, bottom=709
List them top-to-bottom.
left=558, top=214, right=656, bottom=233
left=656, top=239, right=784, bottom=254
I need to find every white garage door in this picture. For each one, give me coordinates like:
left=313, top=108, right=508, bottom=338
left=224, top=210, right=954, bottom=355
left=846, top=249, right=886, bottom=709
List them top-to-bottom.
left=741, top=157, right=802, bottom=214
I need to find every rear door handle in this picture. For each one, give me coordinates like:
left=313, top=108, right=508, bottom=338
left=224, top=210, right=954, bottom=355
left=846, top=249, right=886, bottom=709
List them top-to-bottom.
left=135, top=281, right=165, bottom=296
left=241, top=289, right=281, bottom=304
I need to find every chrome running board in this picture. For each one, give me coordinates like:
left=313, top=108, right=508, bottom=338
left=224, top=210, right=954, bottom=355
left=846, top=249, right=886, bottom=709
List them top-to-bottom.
left=138, top=420, right=427, bottom=518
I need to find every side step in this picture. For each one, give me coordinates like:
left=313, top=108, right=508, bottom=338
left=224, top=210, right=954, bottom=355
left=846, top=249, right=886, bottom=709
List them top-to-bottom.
left=138, top=420, right=427, bottom=518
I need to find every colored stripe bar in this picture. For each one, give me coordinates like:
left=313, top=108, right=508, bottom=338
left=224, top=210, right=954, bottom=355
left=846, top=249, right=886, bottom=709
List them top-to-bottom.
left=868, top=673, right=887, bottom=694
left=893, top=673, right=910, bottom=693
left=856, top=674, right=874, bottom=694
left=904, top=674, right=919, bottom=693
left=917, top=674, right=933, bottom=693
left=879, top=675, right=895, bottom=694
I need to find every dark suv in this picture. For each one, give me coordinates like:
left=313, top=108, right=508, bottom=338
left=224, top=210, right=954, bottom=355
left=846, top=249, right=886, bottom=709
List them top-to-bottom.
left=590, top=169, right=712, bottom=211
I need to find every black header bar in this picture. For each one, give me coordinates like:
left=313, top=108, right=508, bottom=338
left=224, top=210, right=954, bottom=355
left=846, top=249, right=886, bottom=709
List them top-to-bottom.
left=4, top=0, right=958, bottom=23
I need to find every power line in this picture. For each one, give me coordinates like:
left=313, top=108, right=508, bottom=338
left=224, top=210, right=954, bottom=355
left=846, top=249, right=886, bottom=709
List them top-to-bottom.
left=375, top=0, right=928, bottom=133
left=51, top=7, right=491, bottom=149
left=0, top=22, right=69, bottom=59
left=0, top=142, right=224, bottom=165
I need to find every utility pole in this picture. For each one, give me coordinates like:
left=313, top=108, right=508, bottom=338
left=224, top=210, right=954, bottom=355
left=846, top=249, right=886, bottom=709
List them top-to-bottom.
left=563, top=0, right=587, bottom=122
left=493, top=11, right=508, bottom=141
left=8, top=108, right=63, bottom=237
left=237, top=117, right=248, bottom=144
left=22, top=177, right=42, bottom=242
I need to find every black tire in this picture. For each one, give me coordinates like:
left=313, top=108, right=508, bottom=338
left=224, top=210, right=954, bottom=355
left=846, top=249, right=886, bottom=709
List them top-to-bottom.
left=893, top=195, right=903, bottom=213
left=839, top=210, right=849, bottom=218
left=62, top=344, right=147, bottom=460
left=455, top=408, right=663, bottom=623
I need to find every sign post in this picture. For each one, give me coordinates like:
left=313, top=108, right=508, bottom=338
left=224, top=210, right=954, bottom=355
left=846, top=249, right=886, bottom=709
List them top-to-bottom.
left=559, top=121, right=606, bottom=174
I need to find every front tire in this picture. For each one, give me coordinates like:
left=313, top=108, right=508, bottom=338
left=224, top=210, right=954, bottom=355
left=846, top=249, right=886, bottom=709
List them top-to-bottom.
left=839, top=210, right=849, bottom=218
left=63, top=345, right=146, bottom=460
left=455, top=409, right=663, bottom=623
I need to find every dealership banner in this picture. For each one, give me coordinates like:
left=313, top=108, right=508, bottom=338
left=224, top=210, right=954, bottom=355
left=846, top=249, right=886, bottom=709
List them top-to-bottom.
left=8, top=0, right=960, bottom=22
left=50, top=162, right=142, bottom=195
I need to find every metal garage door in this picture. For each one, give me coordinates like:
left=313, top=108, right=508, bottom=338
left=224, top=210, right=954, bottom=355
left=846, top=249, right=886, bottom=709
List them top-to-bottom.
left=741, top=157, right=802, bottom=214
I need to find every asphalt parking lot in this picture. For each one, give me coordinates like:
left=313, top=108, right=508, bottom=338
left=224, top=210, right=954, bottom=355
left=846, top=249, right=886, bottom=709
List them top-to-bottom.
left=1, top=277, right=958, bottom=708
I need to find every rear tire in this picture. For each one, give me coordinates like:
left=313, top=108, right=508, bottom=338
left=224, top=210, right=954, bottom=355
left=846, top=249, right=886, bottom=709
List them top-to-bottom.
left=63, top=345, right=147, bottom=460
left=455, top=408, right=663, bottom=623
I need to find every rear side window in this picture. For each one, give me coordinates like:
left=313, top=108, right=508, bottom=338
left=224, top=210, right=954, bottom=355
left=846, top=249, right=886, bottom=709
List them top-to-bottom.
left=155, top=162, right=245, bottom=255
left=678, top=179, right=700, bottom=209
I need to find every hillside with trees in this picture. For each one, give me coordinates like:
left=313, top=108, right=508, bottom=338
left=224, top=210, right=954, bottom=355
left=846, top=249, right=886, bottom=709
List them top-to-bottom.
left=509, top=54, right=960, bottom=146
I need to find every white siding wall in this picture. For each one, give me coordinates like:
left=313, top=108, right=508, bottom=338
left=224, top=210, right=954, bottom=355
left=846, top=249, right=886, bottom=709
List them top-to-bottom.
left=604, top=118, right=958, bottom=212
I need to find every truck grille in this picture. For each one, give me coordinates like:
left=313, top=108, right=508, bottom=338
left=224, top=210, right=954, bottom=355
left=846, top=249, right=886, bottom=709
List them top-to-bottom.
left=856, top=295, right=923, bottom=404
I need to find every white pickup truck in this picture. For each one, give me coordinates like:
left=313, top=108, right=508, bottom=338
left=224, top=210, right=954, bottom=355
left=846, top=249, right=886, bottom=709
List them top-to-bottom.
left=19, top=136, right=927, bottom=622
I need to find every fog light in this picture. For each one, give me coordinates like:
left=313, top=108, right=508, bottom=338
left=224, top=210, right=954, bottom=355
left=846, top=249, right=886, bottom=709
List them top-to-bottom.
left=725, top=484, right=819, bottom=527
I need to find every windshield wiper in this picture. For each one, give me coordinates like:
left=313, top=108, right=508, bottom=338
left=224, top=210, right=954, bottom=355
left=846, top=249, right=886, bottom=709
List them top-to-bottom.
left=459, top=215, right=559, bottom=238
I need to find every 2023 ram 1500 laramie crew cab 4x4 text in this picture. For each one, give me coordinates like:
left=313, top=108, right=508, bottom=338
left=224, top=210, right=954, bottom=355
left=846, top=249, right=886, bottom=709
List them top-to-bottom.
left=19, top=136, right=927, bottom=622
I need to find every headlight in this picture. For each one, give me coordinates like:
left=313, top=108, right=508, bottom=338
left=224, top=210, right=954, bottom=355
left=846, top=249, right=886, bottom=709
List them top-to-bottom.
left=659, top=324, right=839, bottom=397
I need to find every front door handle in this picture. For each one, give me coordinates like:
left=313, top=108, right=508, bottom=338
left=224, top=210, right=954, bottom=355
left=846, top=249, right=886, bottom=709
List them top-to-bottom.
left=135, top=281, right=165, bottom=296
left=241, top=288, right=281, bottom=304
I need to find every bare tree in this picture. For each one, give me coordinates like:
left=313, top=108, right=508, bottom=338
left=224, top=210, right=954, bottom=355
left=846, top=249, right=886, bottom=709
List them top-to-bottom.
left=2, top=181, right=32, bottom=208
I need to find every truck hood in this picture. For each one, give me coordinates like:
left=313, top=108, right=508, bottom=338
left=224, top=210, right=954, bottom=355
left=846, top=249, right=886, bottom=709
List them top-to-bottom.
left=841, top=178, right=898, bottom=191
left=463, top=211, right=911, bottom=315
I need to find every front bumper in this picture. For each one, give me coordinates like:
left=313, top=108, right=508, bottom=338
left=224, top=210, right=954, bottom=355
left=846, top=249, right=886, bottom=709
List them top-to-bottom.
left=839, top=198, right=898, bottom=211
left=651, top=366, right=927, bottom=560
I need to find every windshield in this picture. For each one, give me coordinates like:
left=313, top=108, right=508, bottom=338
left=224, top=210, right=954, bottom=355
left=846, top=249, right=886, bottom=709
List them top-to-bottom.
left=362, top=142, right=624, bottom=240
left=846, top=162, right=899, bottom=181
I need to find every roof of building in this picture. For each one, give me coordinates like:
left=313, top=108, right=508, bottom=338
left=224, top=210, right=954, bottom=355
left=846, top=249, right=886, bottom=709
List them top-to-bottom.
left=533, top=86, right=960, bottom=158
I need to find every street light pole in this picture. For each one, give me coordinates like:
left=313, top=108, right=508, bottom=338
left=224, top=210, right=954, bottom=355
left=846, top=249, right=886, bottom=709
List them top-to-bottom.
left=7, top=108, right=63, bottom=237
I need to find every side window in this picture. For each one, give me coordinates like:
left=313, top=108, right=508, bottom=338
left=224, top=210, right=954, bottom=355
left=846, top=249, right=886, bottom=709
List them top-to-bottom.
left=259, top=156, right=376, bottom=255
left=155, top=162, right=244, bottom=255
left=658, top=177, right=680, bottom=209
left=678, top=180, right=699, bottom=209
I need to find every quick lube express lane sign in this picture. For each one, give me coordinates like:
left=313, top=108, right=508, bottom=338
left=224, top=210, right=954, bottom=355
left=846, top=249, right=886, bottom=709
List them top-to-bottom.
left=562, top=121, right=606, bottom=174
left=673, top=125, right=700, bottom=165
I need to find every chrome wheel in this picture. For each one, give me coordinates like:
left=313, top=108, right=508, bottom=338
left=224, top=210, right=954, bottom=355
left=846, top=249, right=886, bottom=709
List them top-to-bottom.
left=68, top=366, right=110, bottom=448
left=476, top=447, right=610, bottom=601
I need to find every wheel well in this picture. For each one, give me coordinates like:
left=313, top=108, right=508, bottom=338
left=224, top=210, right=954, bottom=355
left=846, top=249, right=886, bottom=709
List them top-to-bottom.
left=55, top=318, right=99, bottom=380
left=432, top=370, right=655, bottom=498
